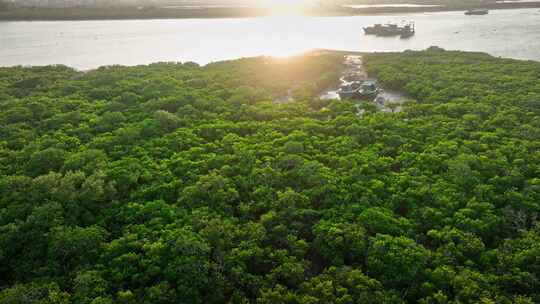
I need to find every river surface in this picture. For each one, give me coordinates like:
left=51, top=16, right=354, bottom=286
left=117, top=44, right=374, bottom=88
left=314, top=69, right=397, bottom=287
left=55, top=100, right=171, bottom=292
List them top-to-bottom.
left=343, top=4, right=444, bottom=8
left=1, top=8, right=539, bottom=69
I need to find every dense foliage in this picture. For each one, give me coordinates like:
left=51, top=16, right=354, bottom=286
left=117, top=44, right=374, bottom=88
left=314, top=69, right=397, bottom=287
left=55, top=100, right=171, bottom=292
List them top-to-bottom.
left=1, top=49, right=540, bottom=303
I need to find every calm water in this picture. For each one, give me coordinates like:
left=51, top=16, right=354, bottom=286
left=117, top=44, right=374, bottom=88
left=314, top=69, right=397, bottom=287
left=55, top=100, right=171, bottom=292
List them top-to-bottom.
left=496, top=0, right=540, bottom=3
left=343, top=4, right=444, bottom=8
left=1, top=8, right=540, bottom=69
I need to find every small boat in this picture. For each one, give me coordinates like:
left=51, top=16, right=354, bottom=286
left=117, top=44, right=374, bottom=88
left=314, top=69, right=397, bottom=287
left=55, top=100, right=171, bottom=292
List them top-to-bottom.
left=465, top=9, right=488, bottom=15
left=363, top=21, right=415, bottom=38
left=399, top=24, right=415, bottom=39
left=338, top=80, right=380, bottom=100
left=357, top=80, right=380, bottom=99
left=338, top=81, right=362, bottom=100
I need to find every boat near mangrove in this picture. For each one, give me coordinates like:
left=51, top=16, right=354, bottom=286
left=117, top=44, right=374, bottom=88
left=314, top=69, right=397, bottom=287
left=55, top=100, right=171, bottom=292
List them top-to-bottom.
left=465, top=9, right=489, bottom=15
left=363, top=21, right=415, bottom=38
left=338, top=80, right=380, bottom=100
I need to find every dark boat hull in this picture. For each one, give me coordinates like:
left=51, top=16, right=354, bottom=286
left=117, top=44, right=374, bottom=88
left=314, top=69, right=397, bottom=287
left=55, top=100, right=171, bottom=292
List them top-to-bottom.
left=465, top=10, right=488, bottom=15
left=364, top=23, right=415, bottom=37
left=363, top=27, right=378, bottom=35
left=400, top=31, right=415, bottom=39
left=338, top=89, right=379, bottom=100
left=338, top=92, right=355, bottom=100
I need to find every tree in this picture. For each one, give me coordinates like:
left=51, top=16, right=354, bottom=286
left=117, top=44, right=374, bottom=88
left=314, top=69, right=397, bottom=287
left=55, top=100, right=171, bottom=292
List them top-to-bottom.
left=153, top=110, right=180, bottom=133
left=26, top=148, right=67, bottom=177
left=179, top=172, right=239, bottom=212
left=359, top=207, right=412, bottom=236
left=312, top=220, right=367, bottom=266
left=48, top=225, right=108, bottom=275
left=102, top=227, right=224, bottom=304
left=367, top=235, right=429, bottom=289
left=72, top=271, right=110, bottom=304
left=0, top=283, right=70, bottom=304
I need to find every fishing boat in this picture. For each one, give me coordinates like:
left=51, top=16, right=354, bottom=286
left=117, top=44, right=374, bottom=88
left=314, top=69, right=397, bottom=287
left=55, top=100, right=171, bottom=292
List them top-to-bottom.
left=465, top=9, right=488, bottom=15
left=363, top=21, right=415, bottom=38
left=399, top=23, right=415, bottom=39
left=338, top=80, right=380, bottom=100
left=357, top=80, right=380, bottom=98
left=338, top=81, right=362, bottom=100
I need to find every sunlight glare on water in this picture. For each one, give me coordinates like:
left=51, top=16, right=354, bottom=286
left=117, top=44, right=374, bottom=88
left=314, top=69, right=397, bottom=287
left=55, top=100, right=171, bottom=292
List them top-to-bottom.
left=1, top=8, right=540, bottom=69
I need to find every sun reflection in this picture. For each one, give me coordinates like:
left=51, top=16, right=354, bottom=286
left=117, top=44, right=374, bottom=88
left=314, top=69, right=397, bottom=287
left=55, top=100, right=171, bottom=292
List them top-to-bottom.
left=255, top=0, right=315, bottom=15
left=257, top=0, right=312, bottom=6
left=251, top=15, right=316, bottom=59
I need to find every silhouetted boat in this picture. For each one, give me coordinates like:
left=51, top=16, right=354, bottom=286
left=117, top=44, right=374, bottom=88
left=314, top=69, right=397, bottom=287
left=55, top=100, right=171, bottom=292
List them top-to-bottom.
left=465, top=9, right=488, bottom=15
left=363, top=21, right=415, bottom=38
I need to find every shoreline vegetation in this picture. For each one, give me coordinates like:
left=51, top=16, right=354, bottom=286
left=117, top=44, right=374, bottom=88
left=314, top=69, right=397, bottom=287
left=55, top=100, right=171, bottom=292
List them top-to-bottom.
left=1, top=1, right=540, bottom=20
left=2, top=48, right=540, bottom=303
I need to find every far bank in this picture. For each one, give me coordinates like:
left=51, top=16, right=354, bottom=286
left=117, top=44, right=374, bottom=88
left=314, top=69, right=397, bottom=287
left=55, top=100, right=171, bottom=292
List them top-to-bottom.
left=1, top=2, right=540, bottom=21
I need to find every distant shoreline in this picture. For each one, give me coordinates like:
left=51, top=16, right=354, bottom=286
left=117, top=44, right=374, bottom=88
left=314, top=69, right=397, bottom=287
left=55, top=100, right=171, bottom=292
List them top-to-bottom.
left=1, top=2, right=539, bottom=21
left=4, top=49, right=537, bottom=72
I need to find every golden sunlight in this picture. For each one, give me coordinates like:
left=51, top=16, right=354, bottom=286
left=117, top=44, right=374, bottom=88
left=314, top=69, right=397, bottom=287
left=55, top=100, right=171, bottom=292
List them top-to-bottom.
left=255, top=0, right=314, bottom=15
left=257, top=0, right=311, bottom=6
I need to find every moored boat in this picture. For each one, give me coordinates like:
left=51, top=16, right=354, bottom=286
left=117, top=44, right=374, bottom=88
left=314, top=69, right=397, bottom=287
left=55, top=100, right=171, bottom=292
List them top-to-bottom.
left=465, top=9, right=488, bottom=15
left=363, top=21, right=415, bottom=38
left=399, top=23, right=415, bottom=39
left=338, top=80, right=380, bottom=100
left=357, top=80, right=380, bottom=99
left=338, top=81, right=362, bottom=100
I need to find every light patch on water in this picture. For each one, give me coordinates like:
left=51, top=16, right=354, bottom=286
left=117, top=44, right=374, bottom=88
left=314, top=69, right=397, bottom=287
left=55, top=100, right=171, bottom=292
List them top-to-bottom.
left=496, top=0, right=540, bottom=3
left=343, top=4, right=444, bottom=8
left=163, top=5, right=249, bottom=9
left=2, top=8, right=540, bottom=69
